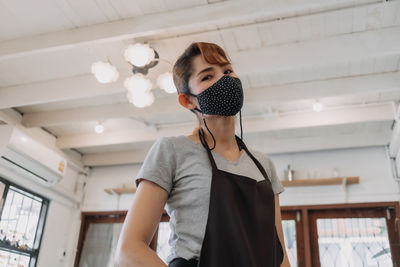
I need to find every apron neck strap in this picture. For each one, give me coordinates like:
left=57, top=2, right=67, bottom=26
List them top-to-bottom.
left=236, top=136, right=270, bottom=180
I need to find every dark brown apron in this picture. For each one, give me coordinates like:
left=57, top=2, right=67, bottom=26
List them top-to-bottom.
left=169, top=131, right=284, bottom=267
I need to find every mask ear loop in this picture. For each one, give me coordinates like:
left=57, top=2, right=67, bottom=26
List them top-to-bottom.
left=187, top=92, right=216, bottom=151
left=239, top=109, right=243, bottom=151
left=201, top=112, right=216, bottom=150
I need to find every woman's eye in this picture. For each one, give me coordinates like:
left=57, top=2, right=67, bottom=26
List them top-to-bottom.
left=224, top=69, right=233, bottom=74
left=201, top=75, right=212, bottom=81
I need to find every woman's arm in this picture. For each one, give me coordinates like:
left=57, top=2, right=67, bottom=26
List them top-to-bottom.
left=115, top=180, right=169, bottom=267
left=275, top=194, right=291, bottom=267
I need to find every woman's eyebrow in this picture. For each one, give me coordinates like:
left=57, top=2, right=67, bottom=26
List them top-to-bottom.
left=196, top=63, right=230, bottom=77
left=196, top=67, right=214, bottom=77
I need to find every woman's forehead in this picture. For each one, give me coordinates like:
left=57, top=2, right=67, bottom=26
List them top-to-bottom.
left=192, top=55, right=230, bottom=74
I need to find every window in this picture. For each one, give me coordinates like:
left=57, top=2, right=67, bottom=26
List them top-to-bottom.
left=0, top=177, right=49, bottom=267
left=281, top=202, right=398, bottom=267
left=308, top=205, right=397, bottom=267
left=315, top=217, right=391, bottom=266
left=282, top=219, right=298, bottom=266
left=156, top=221, right=171, bottom=263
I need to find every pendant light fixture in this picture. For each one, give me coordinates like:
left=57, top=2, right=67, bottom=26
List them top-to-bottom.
left=91, top=42, right=177, bottom=108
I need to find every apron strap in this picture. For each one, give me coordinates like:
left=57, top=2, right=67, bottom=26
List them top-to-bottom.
left=235, top=136, right=270, bottom=181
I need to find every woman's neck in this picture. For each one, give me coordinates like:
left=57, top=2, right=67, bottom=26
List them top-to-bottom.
left=193, top=115, right=238, bottom=151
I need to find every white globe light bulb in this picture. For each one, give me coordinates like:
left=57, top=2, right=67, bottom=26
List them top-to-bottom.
left=124, top=43, right=155, bottom=67
left=91, top=61, right=119, bottom=83
left=157, top=72, right=176, bottom=94
left=124, top=74, right=153, bottom=94
left=126, top=91, right=154, bottom=108
left=313, top=101, right=323, bottom=112
left=95, top=123, right=105, bottom=134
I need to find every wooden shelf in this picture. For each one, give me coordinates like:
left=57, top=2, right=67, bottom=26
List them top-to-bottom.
left=281, top=177, right=359, bottom=187
left=104, top=187, right=137, bottom=195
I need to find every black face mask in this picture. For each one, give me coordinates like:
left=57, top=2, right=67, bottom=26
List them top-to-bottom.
left=187, top=75, right=244, bottom=151
left=187, top=75, right=243, bottom=116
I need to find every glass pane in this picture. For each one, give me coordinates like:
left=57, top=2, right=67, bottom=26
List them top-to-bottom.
left=0, top=182, right=5, bottom=201
left=0, top=186, right=43, bottom=252
left=316, top=217, right=393, bottom=267
left=282, top=219, right=298, bottom=267
left=156, top=222, right=171, bottom=264
left=79, top=223, right=123, bottom=267
left=0, top=249, right=30, bottom=267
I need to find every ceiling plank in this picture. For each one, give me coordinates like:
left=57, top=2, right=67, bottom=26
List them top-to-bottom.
left=0, top=0, right=381, bottom=61
left=232, top=26, right=400, bottom=75
left=20, top=71, right=400, bottom=127
left=0, top=75, right=125, bottom=109
left=55, top=103, right=393, bottom=149
left=81, top=129, right=390, bottom=166
left=248, top=129, right=390, bottom=155
left=82, top=150, right=148, bottom=166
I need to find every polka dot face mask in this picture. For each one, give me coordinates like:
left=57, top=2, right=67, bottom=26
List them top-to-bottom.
left=187, top=75, right=243, bottom=116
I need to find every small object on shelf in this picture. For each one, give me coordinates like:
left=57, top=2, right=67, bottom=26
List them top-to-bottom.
left=284, top=165, right=294, bottom=181
left=332, top=168, right=339, bottom=177
left=281, top=176, right=359, bottom=187
left=104, top=187, right=137, bottom=195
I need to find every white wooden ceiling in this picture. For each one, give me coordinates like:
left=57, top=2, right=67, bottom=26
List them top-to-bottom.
left=0, top=0, right=399, bottom=166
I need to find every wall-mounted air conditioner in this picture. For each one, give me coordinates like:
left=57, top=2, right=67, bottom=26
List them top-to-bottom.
left=0, top=125, right=67, bottom=187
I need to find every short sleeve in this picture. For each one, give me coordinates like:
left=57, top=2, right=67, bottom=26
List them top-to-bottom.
left=135, top=137, right=176, bottom=194
left=262, top=155, right=285, bottom=195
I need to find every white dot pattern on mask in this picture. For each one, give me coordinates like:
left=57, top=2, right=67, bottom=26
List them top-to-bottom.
left=197, top=75, right=244, bottom=116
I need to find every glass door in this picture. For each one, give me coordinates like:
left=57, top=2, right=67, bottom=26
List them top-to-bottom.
left=75, top=212, right=126, bottom=267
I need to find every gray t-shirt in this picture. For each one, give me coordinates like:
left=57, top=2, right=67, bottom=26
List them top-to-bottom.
left=135, top=135, right=285, bottom=264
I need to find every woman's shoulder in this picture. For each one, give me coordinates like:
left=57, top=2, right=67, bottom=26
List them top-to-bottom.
left=152, top=135, right=199, bottom=153
left=155, top=135, right=193, bottom=146
left=247, top=148, right=275, bottom=169
left=247, top=148, right=285, bottom=194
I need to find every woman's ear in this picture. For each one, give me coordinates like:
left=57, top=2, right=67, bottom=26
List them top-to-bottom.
left=178, top=93, right=197, bottom=110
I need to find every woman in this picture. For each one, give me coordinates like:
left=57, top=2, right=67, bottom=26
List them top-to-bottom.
left=115, top=42, right=290, bottom=267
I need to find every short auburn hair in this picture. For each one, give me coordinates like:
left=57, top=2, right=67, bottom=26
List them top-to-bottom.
left=172, top=42, right=231, bottom=94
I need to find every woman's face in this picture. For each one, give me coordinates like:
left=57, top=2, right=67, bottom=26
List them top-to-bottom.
left=187, top=54, right=239, bottom=96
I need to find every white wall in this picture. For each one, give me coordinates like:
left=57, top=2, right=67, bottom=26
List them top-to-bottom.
left=82, top=145, right=400, bottom=212
left=270, top=146, right=399, bottom=206
left=0, top=164, right=83, bottom=267
left=82, top=164, right=142, bottom=211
